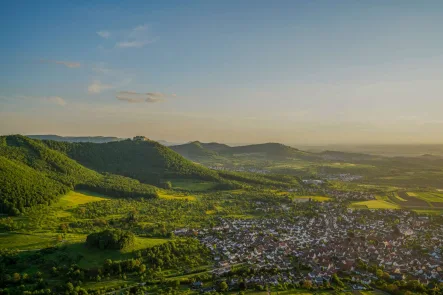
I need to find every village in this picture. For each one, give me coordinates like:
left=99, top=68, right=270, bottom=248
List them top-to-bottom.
left=176, top=201, right=443, bottom=291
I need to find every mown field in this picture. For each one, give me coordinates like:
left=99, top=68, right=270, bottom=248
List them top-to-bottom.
left=0, top=190, right=169, bottom=263
left=348, top=190, right=443, bottom=214
left=386, top=191, right=443, bottom=209
left=293, top=195, right=332, bottom=202
left=349, top=200, right=400, bottom=210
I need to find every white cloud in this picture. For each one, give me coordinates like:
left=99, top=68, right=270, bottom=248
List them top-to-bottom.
left=97, top=24, right=155, bottom=49
left=97, top=30, right=111, bottom=39
left=115, top=41, right=151, bottom=48
left=40, top=59, right=81, bottom=68
left=88, top=81, right=114, bottom=94
left=116, top=91, right=167, bottom=103
left=1, top=95, right=67, bottom=106
left=45, top=96, right=67, bottom=106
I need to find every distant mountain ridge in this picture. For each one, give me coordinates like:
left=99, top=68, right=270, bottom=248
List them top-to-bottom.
left=28, top=135, right=124, bottom=143
left=171, top=141, right=318, bottom=161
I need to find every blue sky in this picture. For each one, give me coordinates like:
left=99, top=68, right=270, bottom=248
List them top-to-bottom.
left=1, top=1, right=443, bottom=144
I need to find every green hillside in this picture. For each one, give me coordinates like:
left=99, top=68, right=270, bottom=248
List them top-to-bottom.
left=0, top=135, right=158, bottom=214
left=42, top=138, right=222, bottom=186
left=169, top=141, right=220, bottom=161
left=172, top=141, right=318, bottom=161
left=226, top=142, right=316, bottom=159
left=0, top=156, right=68, bottom=215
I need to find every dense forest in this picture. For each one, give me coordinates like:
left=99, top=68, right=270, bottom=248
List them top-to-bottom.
left=0, top=135, right=158, bottom=215
left=0, top=135, right=305, bottom=215
left=42, top=139, right=222, bottom=185
left=171, top=141, right=318, bottom=161
left=0, top=157, right=69, bottom=215
left=86, top=229, right=135, bottom=250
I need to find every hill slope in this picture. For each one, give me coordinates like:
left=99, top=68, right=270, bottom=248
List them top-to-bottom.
left=0, top=135, right=158, bottom=215
left=42, top=139, right=222, bottom=186
left=169, top=141, right=220, bottom=161
left=171, top=141, right=318, bottom=161
left=226, top=143, right=314, bottom=159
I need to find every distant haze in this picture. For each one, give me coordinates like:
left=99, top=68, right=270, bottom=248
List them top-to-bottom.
left=1, top=1, right=443, bottom=145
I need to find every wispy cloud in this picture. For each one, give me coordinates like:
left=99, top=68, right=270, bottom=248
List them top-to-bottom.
left=97, top=24, right=155, bottom=49
left=97, top=30, right=111, bottom=39
left=115, top=41, right=152, bottom=48
left=40, top=59, right=81, bottom=68
left=88, top=81, right=115, bottom=94
left=116, top=91, right=168, bottom=103
left=1, top=95, right=67, bottom=106
left=45, top=96, right=67, bottom=106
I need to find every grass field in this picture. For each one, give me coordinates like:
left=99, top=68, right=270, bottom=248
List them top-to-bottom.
left=171, top=179, right=218, bottom=191
left=57, top=190, right=109, bottom=207
left=53, top=191, right=110, bottom=217
left=158, top=191, right=196, bottom=201
left=392, top=192, right=407, bottom=201
left=414, top=192, right=443, bottom=202
left=375, top=195, right=390, bottom=201
left=293, top=196, right=331, bottom=202
left=349, top=200, right=400, bottom=209
left=0, top=232, right=87, bottom=250
left=0, top=232, right=55, bottom=250
left=64, top=237, right=168, bottom=268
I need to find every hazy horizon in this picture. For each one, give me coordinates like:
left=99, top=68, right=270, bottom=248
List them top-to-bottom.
left=2, top=1, right=443, bottom=145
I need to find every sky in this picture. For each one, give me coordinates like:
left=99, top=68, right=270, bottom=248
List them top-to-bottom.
left=1, top=0, right=443, bottom=145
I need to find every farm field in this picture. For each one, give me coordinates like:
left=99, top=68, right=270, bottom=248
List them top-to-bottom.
left=57, top=190, right=110, bottom=207
left=158, top=191, right=197, bottom=201
left=388, top=191, right=430, bottom=208
left=392, top=192, right=406, bottom=202
left=414, top=192, right=443, bottom=202
left=293, top=195, right=331, bottom=202
left=349, top=200, right=400, bottom=209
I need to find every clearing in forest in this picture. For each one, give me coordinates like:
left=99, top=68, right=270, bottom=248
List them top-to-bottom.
left=57, top=190, right=109, bottom=208
left=158, top=191, right=196, bottom=201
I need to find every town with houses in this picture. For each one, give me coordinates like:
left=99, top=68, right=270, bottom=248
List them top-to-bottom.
left=176, top=201, right=443, bottom=292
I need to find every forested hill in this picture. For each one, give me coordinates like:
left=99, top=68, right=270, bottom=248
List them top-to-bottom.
left=0, top=135, right=158, bottom=215
left=28, top=135, right=123, bottom=143
left=42, top=138, right=222, bottom=186
left=169, top=141, right=219, bottom=161
left=171, top=141, right=318, bottom=160
left=226, top=143, right=315, bottom=159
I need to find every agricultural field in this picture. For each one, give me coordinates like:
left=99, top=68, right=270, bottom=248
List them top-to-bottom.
left=57, top=190, right=110, bottom=207
left=158, top=191, right=197, bottom=201
left=388, top=191, right=430, bottom=208
left=391, top=192, right=407, bottom=202
left=409, top=192, right=443, bottom=202
left=293, top=195, right=332, bottom=202
left=349, top=200, right=400, bottom=209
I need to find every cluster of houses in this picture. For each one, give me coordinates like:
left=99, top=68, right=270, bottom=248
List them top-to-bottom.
left=320, top=173, right=363, bottom=182
left=175, top=201, right=443, bottom=289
